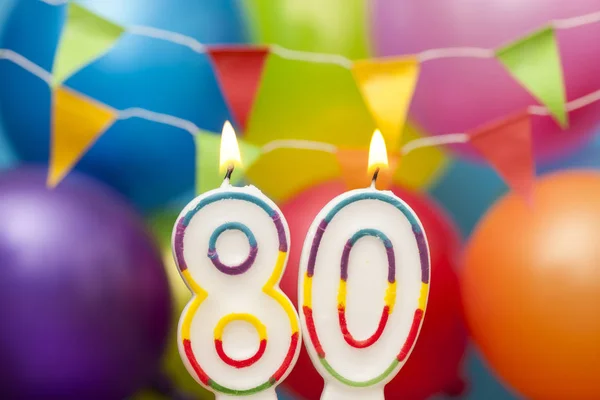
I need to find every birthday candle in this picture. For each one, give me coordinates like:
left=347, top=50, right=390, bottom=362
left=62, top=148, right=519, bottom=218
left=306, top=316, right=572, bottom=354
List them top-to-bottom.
left=172, top=122, right=301, bottom=400
left=298, top=130, right=430, bottom=400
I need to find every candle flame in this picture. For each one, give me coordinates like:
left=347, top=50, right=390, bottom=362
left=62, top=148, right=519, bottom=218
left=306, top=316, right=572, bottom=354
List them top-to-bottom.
left=219, top=121, right=242, bottom=173
left=367, top=129, right=389, bottom=174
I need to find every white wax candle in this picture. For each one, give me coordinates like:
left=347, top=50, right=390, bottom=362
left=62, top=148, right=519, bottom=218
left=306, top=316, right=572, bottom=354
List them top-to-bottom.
left=172, top=182, right=301, bottom=400
left=298, top=187, right=430, bottom=400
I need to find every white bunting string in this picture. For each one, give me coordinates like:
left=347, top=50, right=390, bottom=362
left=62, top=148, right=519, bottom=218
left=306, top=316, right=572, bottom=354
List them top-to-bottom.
left=38, top=0, right=600, bottom=67
left=2, top=47, right=600, bottom=157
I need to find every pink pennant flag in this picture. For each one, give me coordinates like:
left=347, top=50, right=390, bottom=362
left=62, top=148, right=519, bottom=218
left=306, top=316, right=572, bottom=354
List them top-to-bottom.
left=207, top=46, right=269, bottom=131
left=470, top=111, right=534, bottom=201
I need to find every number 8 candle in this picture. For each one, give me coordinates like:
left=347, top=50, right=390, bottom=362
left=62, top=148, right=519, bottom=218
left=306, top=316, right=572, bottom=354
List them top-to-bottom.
left=172, top=122, right=301, bottom=399
left=298, top=130, right=430, bottom=400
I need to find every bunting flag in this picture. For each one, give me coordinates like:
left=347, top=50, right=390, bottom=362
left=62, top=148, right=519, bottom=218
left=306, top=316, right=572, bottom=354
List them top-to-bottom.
left=52, top=3, right=124, bottom=87
left=496, top=27, right=567, bottom=128
left=207, top=46, right=270, bottom=131
left=351, top=57, right=420, bottom=150
left=48, top=86, right=117, bottom=187
left=470, top=111, right=534, bottom=200
left=195, top=130, right=262, bottom=194
left=335, top=148, right=399, bottom=190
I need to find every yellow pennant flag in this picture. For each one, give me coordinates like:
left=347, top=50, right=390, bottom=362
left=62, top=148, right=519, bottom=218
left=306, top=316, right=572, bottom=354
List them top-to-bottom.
left=352, top=56, right=420, bottom=150
left=48, top=86, right=117, bottom=187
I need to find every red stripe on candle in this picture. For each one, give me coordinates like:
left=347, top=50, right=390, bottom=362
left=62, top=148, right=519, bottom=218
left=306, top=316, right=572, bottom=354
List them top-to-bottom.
left=338, top=305, right=390, bottom=349
left=303, top=306, right=325, bottom=358
left=396, top=309, right=424, bottom=362
left=271, top=332, right=299, bottom=382
left=214, top=338, right=267, bottom=368
left=183, top=339, right=210, bottom=385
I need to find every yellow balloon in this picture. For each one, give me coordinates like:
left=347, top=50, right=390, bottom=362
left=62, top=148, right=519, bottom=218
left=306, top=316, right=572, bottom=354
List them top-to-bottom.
left=134, top=211, right=213, bottom=400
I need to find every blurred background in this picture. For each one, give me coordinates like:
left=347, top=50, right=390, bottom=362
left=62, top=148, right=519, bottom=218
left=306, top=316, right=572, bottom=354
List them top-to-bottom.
left=1, top=0, right=600, bottom=399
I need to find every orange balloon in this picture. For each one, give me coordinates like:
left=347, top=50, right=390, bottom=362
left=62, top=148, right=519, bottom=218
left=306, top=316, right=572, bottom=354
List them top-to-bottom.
left=462, top=170, right=600, bottom=400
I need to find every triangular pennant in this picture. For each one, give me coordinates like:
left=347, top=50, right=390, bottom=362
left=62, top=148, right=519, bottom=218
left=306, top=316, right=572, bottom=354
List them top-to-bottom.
left=52, top=3, right=124, bottom=86
left=496, top=27, right=567, bottom=128
left=207, top=46, right=270, bottom=131
left=351, top=56, right=420, bottom=150
left=48, top=86, right=117, bottom=187
left=470, top=111, right=534, bottom=200
left=195, top=130, right=262, bottom=194
left=336, top=148, right=399, bottom=190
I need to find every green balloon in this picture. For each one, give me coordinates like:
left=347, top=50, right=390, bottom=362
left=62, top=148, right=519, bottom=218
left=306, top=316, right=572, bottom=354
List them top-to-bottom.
left=244, top=0, right=370, bottom=59
left=245, top=53, right=375, bottom=201
left=135, top=211, right=213, bottom=400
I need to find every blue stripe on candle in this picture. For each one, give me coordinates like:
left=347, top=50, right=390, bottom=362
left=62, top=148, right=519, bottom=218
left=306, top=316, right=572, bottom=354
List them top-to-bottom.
left=175, top=191, right=287, bottom=271
left=307, top=192, right=429, bottom=283
left=209, top=222, right=257, bottom=250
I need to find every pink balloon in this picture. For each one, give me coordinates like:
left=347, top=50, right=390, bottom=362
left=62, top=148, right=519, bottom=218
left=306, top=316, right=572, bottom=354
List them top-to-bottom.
left=371, top=0, right=600, bottom=161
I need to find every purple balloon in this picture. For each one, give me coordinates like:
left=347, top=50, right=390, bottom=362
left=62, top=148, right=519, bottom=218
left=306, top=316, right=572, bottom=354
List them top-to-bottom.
left=371, top=0, right=600, bottom=162
left=0, top=167, right=171, bottom=399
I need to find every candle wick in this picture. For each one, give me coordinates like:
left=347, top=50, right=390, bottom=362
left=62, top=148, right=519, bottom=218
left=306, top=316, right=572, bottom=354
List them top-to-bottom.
left=220, top=165, right=234, bottom=188
left=224, top=165, right=234, bottom=181
left=370, top=167, right=380, bottom=189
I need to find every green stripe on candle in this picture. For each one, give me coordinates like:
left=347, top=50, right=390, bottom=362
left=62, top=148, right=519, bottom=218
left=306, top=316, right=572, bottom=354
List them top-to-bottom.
left=319, top=357, right=400, bottom=387
left=208, top=379, right=274, bottom=395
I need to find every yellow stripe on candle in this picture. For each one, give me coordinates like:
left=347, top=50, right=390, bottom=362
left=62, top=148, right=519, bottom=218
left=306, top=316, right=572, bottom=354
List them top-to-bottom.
left=263, top=251, right=299, bottom=333
left=182, top=269, right=208, bottom=301
left=181, top=270, right=208, bottom=340
left=304, top=274, right=313, bottom=308
left=337, top=280, right=347, bottom=308
left=385, top=281, right=397, bottom=312
left=418, top=282, right=429, bottom=310
left=181, top=297, right=200, bottom=340
left=214, top=313, right=267, bottom=341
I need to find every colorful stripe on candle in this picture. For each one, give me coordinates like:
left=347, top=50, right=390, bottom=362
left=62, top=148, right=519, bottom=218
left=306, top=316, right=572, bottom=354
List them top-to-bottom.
left=175, top=191, right=299, bottom=395
left=302, top=191, right=430, bottom=387
left=175, top=192, right=288, bottom=272
left=208, top=222, right=258, bottom=275
left=338, top=228, right=396, bottom=349
left=397, top=308, right=424, bottom=362
left=214, top=313, right=267, bottom=368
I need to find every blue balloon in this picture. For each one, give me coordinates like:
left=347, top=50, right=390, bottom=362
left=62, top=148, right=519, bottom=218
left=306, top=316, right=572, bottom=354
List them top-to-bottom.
left=0, top=0, right=248, bottom=211
left=0, top=125, right=17, bottom=170
left=428, top=159, right=507, bottom=239
left=462, top=349, right=517, bottom=400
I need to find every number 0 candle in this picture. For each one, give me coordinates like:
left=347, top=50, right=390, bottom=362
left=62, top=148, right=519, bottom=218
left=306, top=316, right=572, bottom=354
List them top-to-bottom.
left=172, top=122, right=301, bottom=400
left=298, top=130, right=431, bottom=400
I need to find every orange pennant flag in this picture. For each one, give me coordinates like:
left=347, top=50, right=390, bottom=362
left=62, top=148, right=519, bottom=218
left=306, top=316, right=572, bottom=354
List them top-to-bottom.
left=208, top=46, right=269, bottom=131
left=352, top=56, right=420, bottom=150
left=48, top=86, right=117, bottom=187
left=470, top=111, right=534, bottom=200
left=336, top=148, right=399, bottom=190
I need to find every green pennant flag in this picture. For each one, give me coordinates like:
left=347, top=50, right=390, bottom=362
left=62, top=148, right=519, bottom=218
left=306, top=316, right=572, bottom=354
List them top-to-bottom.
left=52, top=4, right=124, bottom=87
left=496, top=26, right=567, bottom=128
left=195, top=130, right=262, bottom=194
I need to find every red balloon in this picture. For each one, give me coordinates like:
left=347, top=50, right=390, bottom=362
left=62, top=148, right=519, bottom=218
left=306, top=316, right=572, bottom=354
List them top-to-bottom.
left=280, top=180, right=468, bottom=399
